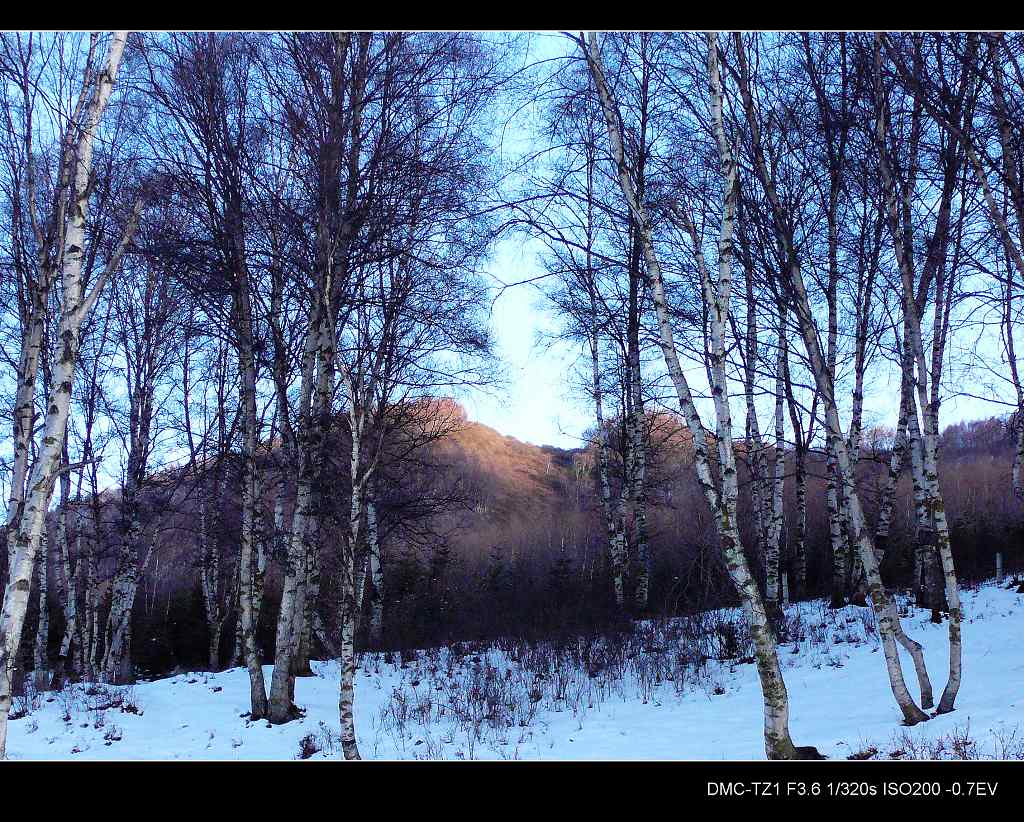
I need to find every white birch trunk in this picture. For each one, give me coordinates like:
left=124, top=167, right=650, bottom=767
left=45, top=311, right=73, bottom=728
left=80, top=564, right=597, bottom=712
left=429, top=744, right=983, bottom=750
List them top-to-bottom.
left=584, top=31, right=807, bottom=759
left=0, top=32, right=128, bottom=758
left=735, top=32, right=930, bottom=726
left=875, top=41, right=962, bottom=713
left=268, top=291, right=331, bottom=722
left=5, top=297, right=49, bottom=572
left=766, top=309, right=787, bottom=605
left=589, top=332, right=626, bottom=607
left=630, top=369, right=650, bottom=611
left=875, top=371, right=912, bottom=559
left=338, top=375, right=365, bottom=759
left=1012, top=412, right=1024, bottom=499
left=825, top=443, right=847, bottom=608
left=792, top=454, right=807, bottom=600
left=102, top=483, right=142, bottom=684
left=366, top=489, right=384, bottom=648
left=199, top=500, right=227, bottom=671
left=53, top=503, right=79, bottom=686
left=294, top=525, right=321, bottom=676
left=32, top=531, right=50, bottom=691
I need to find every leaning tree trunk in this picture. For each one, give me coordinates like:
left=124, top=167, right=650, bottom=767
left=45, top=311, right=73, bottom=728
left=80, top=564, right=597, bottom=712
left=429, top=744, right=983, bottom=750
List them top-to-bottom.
left=585, top=30, right=811, bottom=759
left=0, top=31, right=128, bottom=759
left=734, top=31, right=929, bottom=726
left=775, top=257, right=934, bottom=723
left=773, top=259, right=935, bottom=721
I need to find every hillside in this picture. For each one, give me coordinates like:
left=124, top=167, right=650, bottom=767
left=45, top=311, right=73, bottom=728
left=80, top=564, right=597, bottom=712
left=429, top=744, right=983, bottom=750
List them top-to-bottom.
left=33, top=401, right=1024, bottom=678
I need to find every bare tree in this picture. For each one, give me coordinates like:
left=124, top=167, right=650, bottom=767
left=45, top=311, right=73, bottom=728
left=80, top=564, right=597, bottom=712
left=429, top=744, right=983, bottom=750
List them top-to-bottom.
left=582, top=30, right=818, bottom=759
left=0, top=31, right=134, bottom=758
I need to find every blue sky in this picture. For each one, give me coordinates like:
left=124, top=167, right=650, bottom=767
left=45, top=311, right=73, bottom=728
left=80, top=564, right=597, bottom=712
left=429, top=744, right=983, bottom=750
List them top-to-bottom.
left=461, top=237, right=593, bottom=449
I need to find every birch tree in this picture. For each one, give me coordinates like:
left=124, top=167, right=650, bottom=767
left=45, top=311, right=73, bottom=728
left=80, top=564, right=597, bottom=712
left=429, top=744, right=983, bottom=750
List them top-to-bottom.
left=0, top=31, right=132, bottom=759
left=142, top=31, right=271, bottom=716
left=582, top=31, right=818, bottom=759
left=730, top=31, right=933, bottom=724
left=873, top=32, right=969, bottom=714
left=885, top=33, right=1024, bottom=510
left=527, top=47, right=654, bottom=613
left=101, top=218, right=180, bottom=684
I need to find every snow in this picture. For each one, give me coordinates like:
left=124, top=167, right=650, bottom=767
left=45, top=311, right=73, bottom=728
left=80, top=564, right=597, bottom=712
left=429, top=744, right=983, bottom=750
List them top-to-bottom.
left=6, top=580, right=1023, bottom=760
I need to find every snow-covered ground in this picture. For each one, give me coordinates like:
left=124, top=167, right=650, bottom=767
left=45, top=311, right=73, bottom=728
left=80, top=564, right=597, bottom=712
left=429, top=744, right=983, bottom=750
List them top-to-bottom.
left=6, top=580, right=1023, bottom=760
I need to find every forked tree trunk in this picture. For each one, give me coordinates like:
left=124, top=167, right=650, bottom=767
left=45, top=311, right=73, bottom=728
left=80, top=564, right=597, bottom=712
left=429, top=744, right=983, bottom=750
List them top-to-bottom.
left=735, top=32, right=930, bottom=726
left=874, top=38, right=962, bottom=713
left=269, top=286, right=333, bottom=722
left=267, top=339, right=315, bottom=719
left=267, top=370, right=316, bottom=720
left=911, top=402, right=960, bottom=710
